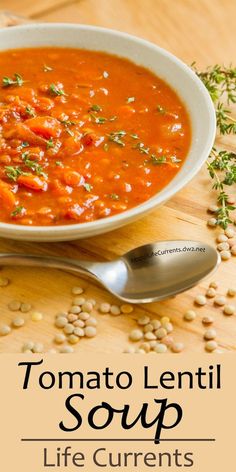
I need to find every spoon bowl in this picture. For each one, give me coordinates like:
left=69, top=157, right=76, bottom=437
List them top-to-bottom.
left=0, top=240, right=219, bottom=303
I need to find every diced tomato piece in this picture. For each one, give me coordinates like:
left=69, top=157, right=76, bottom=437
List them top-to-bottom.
left=25, top=116, right=62, bottom=139
left=82, top=132, right=104, bottom=147
left=63, top=136, right=84, bottom=156
left=63, top=170, right=84, bottom=187
left=18, top=174, right=48, bottom=191
left=0, top=180, right=16, bottom=210
left=66, top=204, right=84, bottom=219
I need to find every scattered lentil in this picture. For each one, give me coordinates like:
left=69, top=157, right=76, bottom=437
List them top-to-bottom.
left=208, top=204, right=219, bottom=213
left=207, top=217, right=217, bottom=227
left=225, top=228, right=235, bottom=238
left=216, top=234, right=228, bottom=243
left=217, top=242, right=230, bottom=251
left=231, top=245, right=236, bottom=256
left=220, top=250, right=231, bottom=261
left=0, top=277, right=9, bottom=287
left=209, top=281, right=219, bottom=289
left=71, top=286, right=84, bottom=295
left=206, top=287, right=216, bottom=298
left=227, top=288, right=236, bottom=297
left=194, top=294, right=207, bottom=306
left=214, top=295, right=226, bottom=306
left=72, top=296, right=85, bottom=306
left=8, top=300, right=21, bottom=311
left=81, top=301, right=93, bottom=313
left=99, top=302, right=111, bottom=314
left=120, top=304, right=133, bottom=314
left=223, top=304, right=235, bottom=316
left=69, top=305, right=81, bottom=314
left=110, top=305, right=121, bottom=316
left=184, top=310, right=196, bottom=321
left=31, top=311, right=43, bottom=321
left=79, top=312, right=90, bottom=321
left=67, top=313, right=78, bottom=323
left=137, top=315, right=150, bottom=326
left=202, top=315, right=214, bottom=325
left=55, top=316, right=68, bottom=328
left=161, top=316, right=170, bottom=324
left=12, top=317, right=25, bottom=328
left=85, top=317, right=97, bottom=327
left=73, top=319, right=85, bottom=328
left=150, top=319, right=161, bottom=329
left=162, top=322, right=173, bottom=333
left=143, top=323, right=154, bottom=333
left=0, top=324, right=11, bottom=336
left=63, top=324, right=74, bottom=335
left=84, top=326, right=97, bottom=338
left=74, top=327, right=85, bottom=337
left=155, top=327, right=167, bottom=340
left=204, top=328, right=217, bottom=340
left=129, top=329, right=143, bottom=342
left=144, top=331, right=156, bottom=341
left=54, top=333, right=66, bottom=344
left=68, top=334, right=79, bottom=344
left=205, top=340, right=218, bottom=352
left=22, top=341, right=34, bottom=351
left=32, top=342, right=44, bottom=353
left=139, top=342, right=151, bottom=353
left=171, top=342, right=184, bottom=353
left=154, top=343, right=168, bottom=354
left=60, top=345, right=74, bottom=353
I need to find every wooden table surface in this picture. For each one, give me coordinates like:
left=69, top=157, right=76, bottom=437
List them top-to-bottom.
left=0, top=0, right=235, bottom=354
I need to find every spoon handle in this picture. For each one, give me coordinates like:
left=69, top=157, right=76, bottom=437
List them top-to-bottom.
left=0, top=253, right=98, bottom=279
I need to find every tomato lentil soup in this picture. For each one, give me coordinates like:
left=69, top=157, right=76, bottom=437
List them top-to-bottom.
left=0, top=47, right=191, bottom=226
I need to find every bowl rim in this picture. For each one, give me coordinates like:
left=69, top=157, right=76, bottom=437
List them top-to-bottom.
left=0, top=22, right=216, bottom=234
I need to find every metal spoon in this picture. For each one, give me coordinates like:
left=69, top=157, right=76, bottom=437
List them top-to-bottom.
left=0, top=240, right=219, bottom=303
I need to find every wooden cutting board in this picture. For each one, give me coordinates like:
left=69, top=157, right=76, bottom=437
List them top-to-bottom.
left=0, top=6, right=235, bottom=354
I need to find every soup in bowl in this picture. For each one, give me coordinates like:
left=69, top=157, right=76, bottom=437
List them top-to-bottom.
left=0, top=24, right=215, bottom=241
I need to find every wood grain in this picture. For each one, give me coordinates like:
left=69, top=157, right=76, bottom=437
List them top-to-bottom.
left=0, top=1, right=235, bottom=354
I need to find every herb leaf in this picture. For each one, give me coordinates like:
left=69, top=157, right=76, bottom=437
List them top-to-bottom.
left=2, top=73, right=24, bottom=88
left=49, top=83, right=66, bottom=96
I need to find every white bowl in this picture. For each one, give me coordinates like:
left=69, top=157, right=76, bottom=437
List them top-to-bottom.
left=0, top=23, right=216, bottom=241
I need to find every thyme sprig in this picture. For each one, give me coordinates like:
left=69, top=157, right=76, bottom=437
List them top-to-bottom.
left=193, top=64, right=236, bottom=228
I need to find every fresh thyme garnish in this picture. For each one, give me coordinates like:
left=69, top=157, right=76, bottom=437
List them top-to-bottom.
left=193, top=63, right=236, bottom=228
left=43, top=65, right=53, bottom=72
left=2, top=73, right=24, bottom=87
left=49, top=83, right=66, bottom=96
left=127, top=97, right=135, bottom=103
left=90, top=104, right=102, bottom=112
left=25, top=105, right=35, bottom=117
left=157, top=105, right=166, bottom=114
left=89, top=113, right=107, bottom=124
left=60, top=120, right=76, bottom=126
left=107, top=130, right=126, bottom=146
left=130, top=133, right=139, bottom=139
left=46, top=138, right=54, bottom=149
left=22, top=141, right=29, bottom=148
left=133, top=142, right=150, bottom=155
left=206, top=148, right=236, bottom=228
left=22, top=152, right=46, bottom=177
left=150, top=155, right=167, bottom=165
left=55, top=161, right=63, bottom=167
left=5, top=166, right=29, bottom=181
left=83, top=183, right=93, bottom=192
left=108, top=193, right=119, bottom=200
left=11, top=206, right=25, bottom=217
